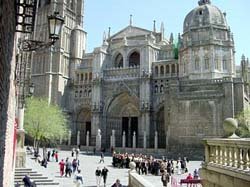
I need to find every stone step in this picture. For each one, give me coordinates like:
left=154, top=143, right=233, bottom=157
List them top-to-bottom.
left=15, top=168, right=33, bottom=172
left=15, top=171, right=39, bottom=175
left=15, top=176, right=48, bottom=180
left=15, top=181, right=59, bottom=186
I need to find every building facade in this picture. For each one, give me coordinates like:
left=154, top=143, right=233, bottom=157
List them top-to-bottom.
left=31, top=0, right=249, bottom=156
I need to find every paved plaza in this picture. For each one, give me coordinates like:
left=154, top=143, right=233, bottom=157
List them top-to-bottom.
left=26, top=149, right=202, bottom=187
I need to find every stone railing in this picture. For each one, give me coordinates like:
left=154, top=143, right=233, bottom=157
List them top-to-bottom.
left=103, top=66, right=140, bottom=80
left=202, top=138, right=250, bottom=183
left=128, top=170, right=154, bottom=187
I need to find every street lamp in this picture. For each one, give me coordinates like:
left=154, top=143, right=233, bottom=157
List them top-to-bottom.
left=19, top=11, right=64, bottom=51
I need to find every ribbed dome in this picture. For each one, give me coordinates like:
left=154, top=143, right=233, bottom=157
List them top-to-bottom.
left=183, top=1, right=227, bottom=33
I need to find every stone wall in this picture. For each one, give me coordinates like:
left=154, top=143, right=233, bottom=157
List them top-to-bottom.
left=0, top=0, right=16, bottom=186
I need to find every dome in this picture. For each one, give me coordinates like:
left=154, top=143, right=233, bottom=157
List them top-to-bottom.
left=183, top=0, right=227, bottom=33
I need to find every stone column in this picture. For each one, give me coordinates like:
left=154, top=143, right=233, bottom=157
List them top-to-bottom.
left=128, top=118, right=131, bottom=147
left=96, top=129, right=102, bottom=151
left=112, top=129, right=116, bottom=148
left=68, top=130, right=72, bottom=146
left=77, top=130, right=80, bottom=146
left=86, top=131, right=89, bottom=146
left=122, top=131, right=126, bottom=148
left=132, top=131, right=136, bottom=148
left=143, top=131, right=147, bottom=149
left=154, top=131, right=158, bottom=149
left=110, top=135, right=113, bottom=148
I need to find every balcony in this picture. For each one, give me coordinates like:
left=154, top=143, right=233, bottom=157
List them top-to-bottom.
left=103, top=66, right=140, bottom=80
left=200, top=138, right=250, bottom=187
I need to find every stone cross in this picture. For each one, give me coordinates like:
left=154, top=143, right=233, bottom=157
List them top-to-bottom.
left=68, top=130, right=71, bottom=146
left=77, top=130, right=80, bottom=145
left=122, top=131, right=126, bottom=148
left=132, top=131, right=136, bottom=148
left=154, top=131, right=158, bottom=149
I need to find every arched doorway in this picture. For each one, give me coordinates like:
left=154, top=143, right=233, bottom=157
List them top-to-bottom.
left=106, top=92, right=140, bottom=148
left=156, top=106, right=165, bottom=148
left=76, top=108, right=91, bottom=145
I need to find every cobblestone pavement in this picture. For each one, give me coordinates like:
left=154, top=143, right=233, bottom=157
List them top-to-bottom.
left=26, top=149, right=202, bottom=187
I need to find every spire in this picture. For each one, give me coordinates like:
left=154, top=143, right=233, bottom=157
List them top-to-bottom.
left=198, top=0, right=211, bottom=6
left=129, top=14, right=133, bottom=26
left=153, top=20, right=156, bottom=32
left=160, top=22, right=164, bottom=39
left=108, top=27, right=111, bottom=38
left=103, top=31, right=106, bottom=42
left=169, top=33, right=174, bottom=44
left=242, top=54, right=246, bottom=61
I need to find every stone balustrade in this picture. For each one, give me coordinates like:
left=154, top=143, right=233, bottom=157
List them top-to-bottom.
left=103, top=66, right=140, bottom=80
left=201, top=138, right=250, bottom=187
left=128, top=170, right=154, bottom=187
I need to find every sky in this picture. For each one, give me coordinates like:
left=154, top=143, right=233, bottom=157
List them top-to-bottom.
left=84, top=0, right=250, bottom=64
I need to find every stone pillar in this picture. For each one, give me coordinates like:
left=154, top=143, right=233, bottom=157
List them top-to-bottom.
left=128, top=117, right=131, bottom=147
left=96, top=129, right=102, bottom=151
left=112, top=129, right=116, bottom=148
left=68, top=130, right=72, bottom=146
left=77, top=130, right=80, bottom=146
left=86, top=131, right=89, bottom=146
left=122, top=131, right=126, bottom=148
left=132, top=131, right=136, bottom=148
left=143, top=131, right=147, bottom=149
left=154, top=131, right=158, bottom=149
left=110, top=135, right=113, bottom=148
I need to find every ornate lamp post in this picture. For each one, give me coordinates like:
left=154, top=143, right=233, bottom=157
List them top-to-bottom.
left=15, top=3, right=64, bottom=167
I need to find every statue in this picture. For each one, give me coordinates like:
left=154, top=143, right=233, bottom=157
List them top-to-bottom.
left=198, top=0, right=211, bottom=6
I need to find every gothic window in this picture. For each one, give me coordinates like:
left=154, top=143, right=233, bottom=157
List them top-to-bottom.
left=129, top=51, right=140, bottom=67
left=114, top=53, right=123, bottom=68
left=195, top=57, right=200, bottom=70
left=204, top=57, right=209, bottom=70
left=223, top=57, right=227, bottom=70
left=172, top=64, right=176, bottom=73
left=166, top=65, right=170, bottom=74
left=155, top=66, right=159, bottom=75
left=160, top=66, right=164, bottom=75
left=89, top=72, right=92, bottom=80
left=85, top=73, right=88, bottom=81
left=80, top=74, right=83, bottom=81
left=154, top=85, right=158, bottom=93
left=160, top=85, right=164, bottom=93
left=79, top=90, right=82, bottom=97
left=84, top=90, right=87, bottom=97
left=88, top=90, right=92, bottom=97
left=75, top=91, right=78, bottom=98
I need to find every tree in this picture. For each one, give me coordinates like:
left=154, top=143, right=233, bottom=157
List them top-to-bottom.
left=24, top=97, right=68, bottom=151
left=236, top=109, right=250, bottom=137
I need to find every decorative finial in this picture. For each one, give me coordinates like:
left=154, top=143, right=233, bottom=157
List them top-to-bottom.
left=198, top=0, right=211, bottom=6
left=130, top=14, right=133, bottom=26
left=153, top=20, right=156, bottom=32
left=160, top=22, right=165, bottom=39
left=103, top=31, right=106, bottom=42
left=169, top=33, right=174, bottom=44
left=242, top=54, right=245, bottom=61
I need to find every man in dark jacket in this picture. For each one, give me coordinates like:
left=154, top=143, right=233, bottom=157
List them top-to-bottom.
left=101, top=167, right=109, bottom=186
left=22, top=174, right=33, bottom=187
left=111, top=179, right=123, bottom=187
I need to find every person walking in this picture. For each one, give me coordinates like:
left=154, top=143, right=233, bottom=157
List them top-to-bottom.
left=47, top=150, right=51, bottom=162
left=99, top=152, right=104, bottom=163
left=65, top=158, right=72, bottom=177
left=59, top=159, right=65, bottom=177
left=72, top=159, right=78, bottom=173
left=101, top=166, right=109, bottom=186
left=95, top=167, right=102, bottom=187
left=74, top=169, right=83, bottom=187
left=161, top=171, right=170, bottom=187
left=22, top=174, right=33, bottom=187
left=111, top=179, right=123, bottom=187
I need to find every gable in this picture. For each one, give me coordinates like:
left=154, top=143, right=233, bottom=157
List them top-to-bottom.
left=110, top=26, right=152, bottom=40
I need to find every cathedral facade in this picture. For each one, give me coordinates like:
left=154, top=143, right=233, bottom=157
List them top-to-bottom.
left=31, top=0, right=249, bottom=154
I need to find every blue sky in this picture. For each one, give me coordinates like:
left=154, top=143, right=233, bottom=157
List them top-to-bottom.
left=84, top=0, right=250, bottom=64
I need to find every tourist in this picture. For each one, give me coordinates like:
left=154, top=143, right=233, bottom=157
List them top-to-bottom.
left=72, top=148, right=75, bottom=157
left=76, top=148, right=80, bottom=159
left=47, top=150, right=51, bottom=161
left=55, top=151, right=59, bottom=162
left=99, top=152, right=104, bottom=163
left=65, top=157, right=72, bottom=177
left=59, top=159, right=65, bottom=177
left=72, top=159, right=78, bottom=173
left=101, top=166, right=109, bottom=186
left=95, top=167, right=102, bottom=187
left=74, top=169, right=83, bottom=187
left=193, top=169, right=199, bottom=179
left=161, top=171, right=170, bottom=187
left=186, top=173, right=193, bottom=187
left=22, top=174, right=33, bottom=187
left=111, top=179, right=123, bottom=187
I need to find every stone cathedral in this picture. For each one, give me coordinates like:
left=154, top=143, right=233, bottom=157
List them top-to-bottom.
left=31, top=0, right=249, bottom=155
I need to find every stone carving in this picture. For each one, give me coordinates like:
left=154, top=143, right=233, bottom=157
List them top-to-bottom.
left=198, top=0, right=211, bottom=6
left=223, top=118, right=240, bottom=138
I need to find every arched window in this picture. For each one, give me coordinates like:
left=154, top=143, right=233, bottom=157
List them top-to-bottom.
left=129, top=51, right=140, bottom=67
left=115, top=53, right=123, bottom=67
left=204, top=56, right=209, bottom=70
left=195, top=57, right=200, bottom=70
left=172, top=64, right=176, bottom=73
left=166, top=65, right=170, bottom=74
left=155, top=66, right=159, bottom=75
left=160, top=66, right=164, bottom=75
left=89, top=72, right=92, bottom=80
left=85, top=73, right=88, bottom=81
left=76, top=74, right=79, bottom=81
left=154, top=85, right=158, bottom=93
left=160, top=85, right=164, bottom=93
left=84, top=89, right=87, bottom=97
left=79, top=90, right=82, bottom=97
left=88, top=90, right=92, bottom=97
left=75, top=91, right=78, bottom=98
